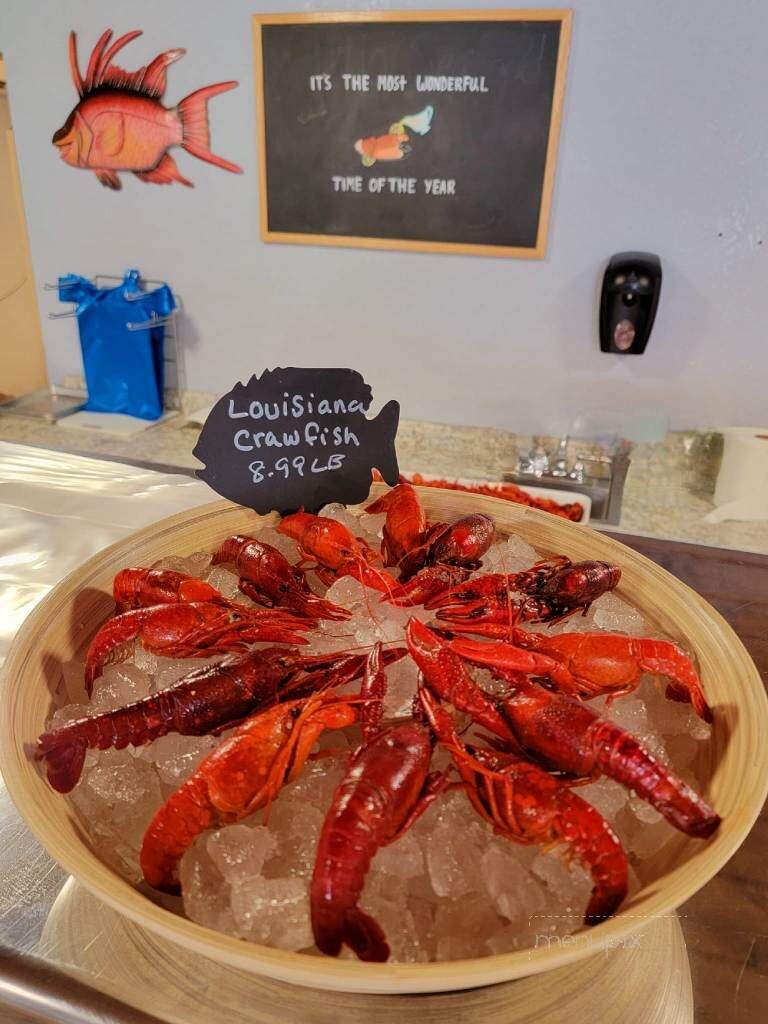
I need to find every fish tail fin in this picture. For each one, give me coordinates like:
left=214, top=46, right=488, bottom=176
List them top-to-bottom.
left=177, top=83, right=243, bottom=174
left=371, top=399, right=401, bottom=486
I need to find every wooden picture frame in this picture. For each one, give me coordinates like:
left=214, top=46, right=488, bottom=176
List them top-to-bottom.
left=253, top=10, right=572, bottom=258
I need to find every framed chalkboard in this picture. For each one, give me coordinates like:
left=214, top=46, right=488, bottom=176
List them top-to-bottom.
left=253, top=10, right=572, bottom=258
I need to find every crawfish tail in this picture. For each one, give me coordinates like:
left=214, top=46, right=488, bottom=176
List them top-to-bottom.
left=210, top=534, right=250, bottom=566
left=113, top=567, right=144, bottom=611
left=37, top=658, right=285, bottom=793
left=37, top=699, right=175, bottom=793
left=592, top=721, right=720, bottom=838
left=311, top=722, right=432, bottom=962
left=35, top=731, right=88, bottom=794
left=140, top=775, right=215, bottom=892
left=556, top=787, right=629, bottom=925
left=314, top=905, right=389, bottom=962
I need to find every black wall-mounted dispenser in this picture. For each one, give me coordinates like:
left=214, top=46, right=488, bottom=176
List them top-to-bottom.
left=599, top=252, right=662, bottom=354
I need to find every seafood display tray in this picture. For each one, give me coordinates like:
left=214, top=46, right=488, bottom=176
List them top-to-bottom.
left=403, top=470, right=592, bottom=522
left=1, top=486, right=765, bottom=995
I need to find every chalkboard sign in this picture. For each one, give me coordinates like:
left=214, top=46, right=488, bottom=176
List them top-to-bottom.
left=253, top=10, right=571, bottom=258
left=193, top=368, right=400, bottom=514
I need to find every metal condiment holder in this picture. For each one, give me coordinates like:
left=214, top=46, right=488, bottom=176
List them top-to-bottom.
left=505, top=437, right=632, bottom=525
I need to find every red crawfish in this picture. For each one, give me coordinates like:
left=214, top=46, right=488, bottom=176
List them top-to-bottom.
left=364, top=481, right=430, bottom=566
left=364, top=483, right=476, bottom=603
left=362, top=484, right=479, bottom=605
left=277, top=511, right=399, bottom=595
left=397, top=513, right=496, bottom=582
left=211, top=534, right=349, bottom=621
left=428, top=556, right=621, bottom=627
left=113, top=568, right=224, bottom=612
left=84, top=601, right=313, bottom=693
left=405, top=618, right=518, bottom=743
left=407, top=620, right=720, bottom=838
left=451, top=629, right=713, bottom=723
left=311, top=646, right=447, bottom=962
left=36, top=648, right=404, bottom=794
left=37, top=650, right=295, bottom=793
left=492, top=672, right=720, bottom=838
left=419, top=688, right=629, bottom=926
left=140, top=692, right=362, bottom=893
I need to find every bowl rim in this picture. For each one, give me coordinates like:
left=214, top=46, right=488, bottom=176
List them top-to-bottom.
left=1, top=490, right=766, bottom=994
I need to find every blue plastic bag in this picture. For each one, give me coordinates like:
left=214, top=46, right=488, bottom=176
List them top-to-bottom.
left=58, top=269, right=175, bottom=421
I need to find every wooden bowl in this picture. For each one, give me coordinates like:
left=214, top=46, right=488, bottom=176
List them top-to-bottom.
left=1, top=488, right=766, bottom=994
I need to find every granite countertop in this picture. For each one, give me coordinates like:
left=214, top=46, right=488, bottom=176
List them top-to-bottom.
left=1, top=404, right=767, bottom=555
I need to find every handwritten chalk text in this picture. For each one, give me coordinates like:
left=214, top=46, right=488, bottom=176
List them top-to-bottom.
left=308, top=73, right=490, bottom=93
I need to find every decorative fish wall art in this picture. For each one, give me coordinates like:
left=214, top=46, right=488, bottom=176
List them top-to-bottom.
left=52, top=29, right=243, bottom=190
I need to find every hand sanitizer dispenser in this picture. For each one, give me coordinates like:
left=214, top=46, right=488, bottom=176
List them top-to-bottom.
left=599, top=252, right=662, bottom=355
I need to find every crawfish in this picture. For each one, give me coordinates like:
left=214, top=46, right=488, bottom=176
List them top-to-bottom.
left=365, top=481, right=430, bottom=566
left=365, top=484, right=493, bottom=605
left=277, top=511, right=398, bottom=595
left=397, top=513, right=495, bottom=582
left=211, top=534, right=348, bottom=620
left=428, top=557, right=621, bottom=627
left=113, top=568, right=225, bottom=613
left=84, top=601, right=312, bottom=693
left=405, top=617, right=517, bottom=743
left=410, top=623, right=720, bottom=838
left=451, top=630, right=713, bottom=723
left=311, top=646, right=446, bottom=961
left=39, top=647, right=408, bottom=795
left=37, top=650, right=297, bottom=793
left=493, top=673, right=721, bottom=838
left=419, top=688, right=628, bottom=925
left=140, top=692, right=361, bottom=892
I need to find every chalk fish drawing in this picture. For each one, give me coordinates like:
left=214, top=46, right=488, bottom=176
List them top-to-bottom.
left=53, top=28, right=242, bottom=189
left=394, top=105, right=434, bottom=137
left=354, top=106, right=435, bottom=167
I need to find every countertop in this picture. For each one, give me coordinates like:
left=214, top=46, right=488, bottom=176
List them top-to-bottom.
left=1, top=407, right=767, bottom=555
left=609, top=532, right=767, bottom=1022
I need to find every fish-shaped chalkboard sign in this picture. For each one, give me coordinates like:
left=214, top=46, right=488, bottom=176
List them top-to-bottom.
left=194, top=368, right=400, bottom=513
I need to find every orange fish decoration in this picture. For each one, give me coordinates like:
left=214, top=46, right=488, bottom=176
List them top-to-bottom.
left=52, top=29, right=242, bottom=190
left=353, top=132, right=410, bottom=168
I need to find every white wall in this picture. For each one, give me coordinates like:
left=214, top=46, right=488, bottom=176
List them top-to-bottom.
left=2, top=1, right=767, bottom=436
